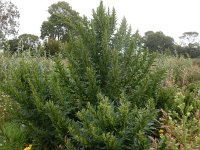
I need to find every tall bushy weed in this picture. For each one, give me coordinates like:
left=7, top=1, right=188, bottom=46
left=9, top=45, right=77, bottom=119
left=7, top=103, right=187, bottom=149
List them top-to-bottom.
left=0, top=2, right=167, bottom=149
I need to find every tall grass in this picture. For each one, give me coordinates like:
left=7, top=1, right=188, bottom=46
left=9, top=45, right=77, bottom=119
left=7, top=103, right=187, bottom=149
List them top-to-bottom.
left=156, top=55, right=200, bottom=89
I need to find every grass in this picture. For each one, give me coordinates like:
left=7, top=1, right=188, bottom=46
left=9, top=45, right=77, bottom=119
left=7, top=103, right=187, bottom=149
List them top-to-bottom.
left=156, top=55, right=200, bottom=89
left=193, top=58, right=200, bottom=67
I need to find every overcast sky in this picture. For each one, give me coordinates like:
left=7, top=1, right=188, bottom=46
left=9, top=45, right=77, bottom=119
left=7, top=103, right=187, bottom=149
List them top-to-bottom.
left=10, top=0, right=200, bottom=42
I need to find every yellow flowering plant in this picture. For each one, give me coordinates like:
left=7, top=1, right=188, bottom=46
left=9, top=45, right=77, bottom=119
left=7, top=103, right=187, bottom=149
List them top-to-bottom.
left=24, top=144, right=32, bottom=150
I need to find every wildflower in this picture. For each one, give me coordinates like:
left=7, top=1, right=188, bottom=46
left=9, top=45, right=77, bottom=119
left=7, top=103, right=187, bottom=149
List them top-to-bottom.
left=159, top=129, right=164, bottom=134
left=24, top=144, right=32, bottom=150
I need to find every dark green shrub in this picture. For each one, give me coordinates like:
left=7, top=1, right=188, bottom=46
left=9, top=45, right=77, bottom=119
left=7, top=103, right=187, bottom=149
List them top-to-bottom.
left=0, top=1, right=165, bottom=149
left=64, top=1, right=164, bottom=108
left=44, top=37, right=62, bottom=56
left=0, top=57, right=67, bottom=149
left=156, top=87, right=177, bottom=110
left=68, top=94, right=158, bottom=150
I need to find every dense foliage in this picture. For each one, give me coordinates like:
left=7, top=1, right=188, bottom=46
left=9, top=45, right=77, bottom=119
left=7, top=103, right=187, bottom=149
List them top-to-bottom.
left=0, top=0, right=20, bottom=38
left=0, top=1, right=200, bottom=150
left=40, top=1, right=81, bottom=42
left=143, top=31, right=175, bottom=54
left=5, top=34, right=41, bottom=53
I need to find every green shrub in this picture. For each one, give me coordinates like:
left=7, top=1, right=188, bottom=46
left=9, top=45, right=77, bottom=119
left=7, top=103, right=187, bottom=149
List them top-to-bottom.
left=64, top=1, right=164, bottom=108
left=0, top=2, right=165, bottom=149
left=44, top=37, right=63, bottom=56
left=0, top=56, right=64, bottom=149
left=157, top=83, right=200, bottom=149
left=156, top=87, right=177, bottom=110
left=0, top=93, right=13, bottom=124
left=68, top=94, right=158, bottom=150
left=0, top=122, right=27, bottom=150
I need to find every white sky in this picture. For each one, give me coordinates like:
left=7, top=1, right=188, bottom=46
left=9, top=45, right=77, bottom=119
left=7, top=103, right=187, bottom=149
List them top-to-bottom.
left=10, top=0, right=200, bottom=42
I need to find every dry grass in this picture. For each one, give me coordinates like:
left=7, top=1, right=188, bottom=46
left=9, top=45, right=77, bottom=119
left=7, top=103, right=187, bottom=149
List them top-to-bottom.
left=156, top=55, right=200, bottom=89
left=193, top=58, right=200, bottom=67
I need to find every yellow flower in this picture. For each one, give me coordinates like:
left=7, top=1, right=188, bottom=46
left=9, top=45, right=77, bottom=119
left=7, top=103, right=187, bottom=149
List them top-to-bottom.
left=159, top=129, right=164, bottom=134
left=24, top=144, right=32, bottom=150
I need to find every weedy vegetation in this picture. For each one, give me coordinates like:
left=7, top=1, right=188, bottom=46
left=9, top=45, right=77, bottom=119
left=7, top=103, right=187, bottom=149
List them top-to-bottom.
left=0, top=2, right=200, bottom=150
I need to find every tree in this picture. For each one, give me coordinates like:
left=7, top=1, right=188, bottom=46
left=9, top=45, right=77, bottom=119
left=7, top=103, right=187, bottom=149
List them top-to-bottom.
left=0, top=0, right=20, bottom=38
left=40, top=1, right=81, bottom=42
left=143, top=31, right=175, bottom=53
left=176, top=32, right=200, bottom=58
left=179, top=32, right=199, bottom=48
left=5, top=34, right=40, bottom=53
left=18, top=34, right=40, bottom=51
left=7, top=38, right=19, bottom=52
left=175, top=45, right=200, bottom=58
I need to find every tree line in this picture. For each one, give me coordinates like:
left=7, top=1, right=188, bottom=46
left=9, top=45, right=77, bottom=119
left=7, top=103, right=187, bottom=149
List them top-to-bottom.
left=1, top=0, right=200, bottom=58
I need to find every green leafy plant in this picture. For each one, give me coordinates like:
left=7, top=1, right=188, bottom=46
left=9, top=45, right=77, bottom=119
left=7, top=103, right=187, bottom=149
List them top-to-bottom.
left=0, top=1, right=165, bottom=149
left=64, top=1, right=164, bottom=108
left=44, top=37, right=63, bottom=56
left=0, top=56, right=63, bottom=149
left=158, top=83, right=200, bottom=149
left=69, top=94, right=158, bottom=150
left=0, top=122, right=27, bottom=150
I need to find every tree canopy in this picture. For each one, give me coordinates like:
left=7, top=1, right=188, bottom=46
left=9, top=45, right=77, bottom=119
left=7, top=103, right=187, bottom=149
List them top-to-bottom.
left=0, top=0, right=20, bottom=38
left=40, top=1, right=81, bottom=42
left=143, top=31, right=175, bottom=53
left=179, top=32, right=199, bottom=48
left=6, top=34, right=40, bottom=53
left=18, top=34, right=40, bottom=50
